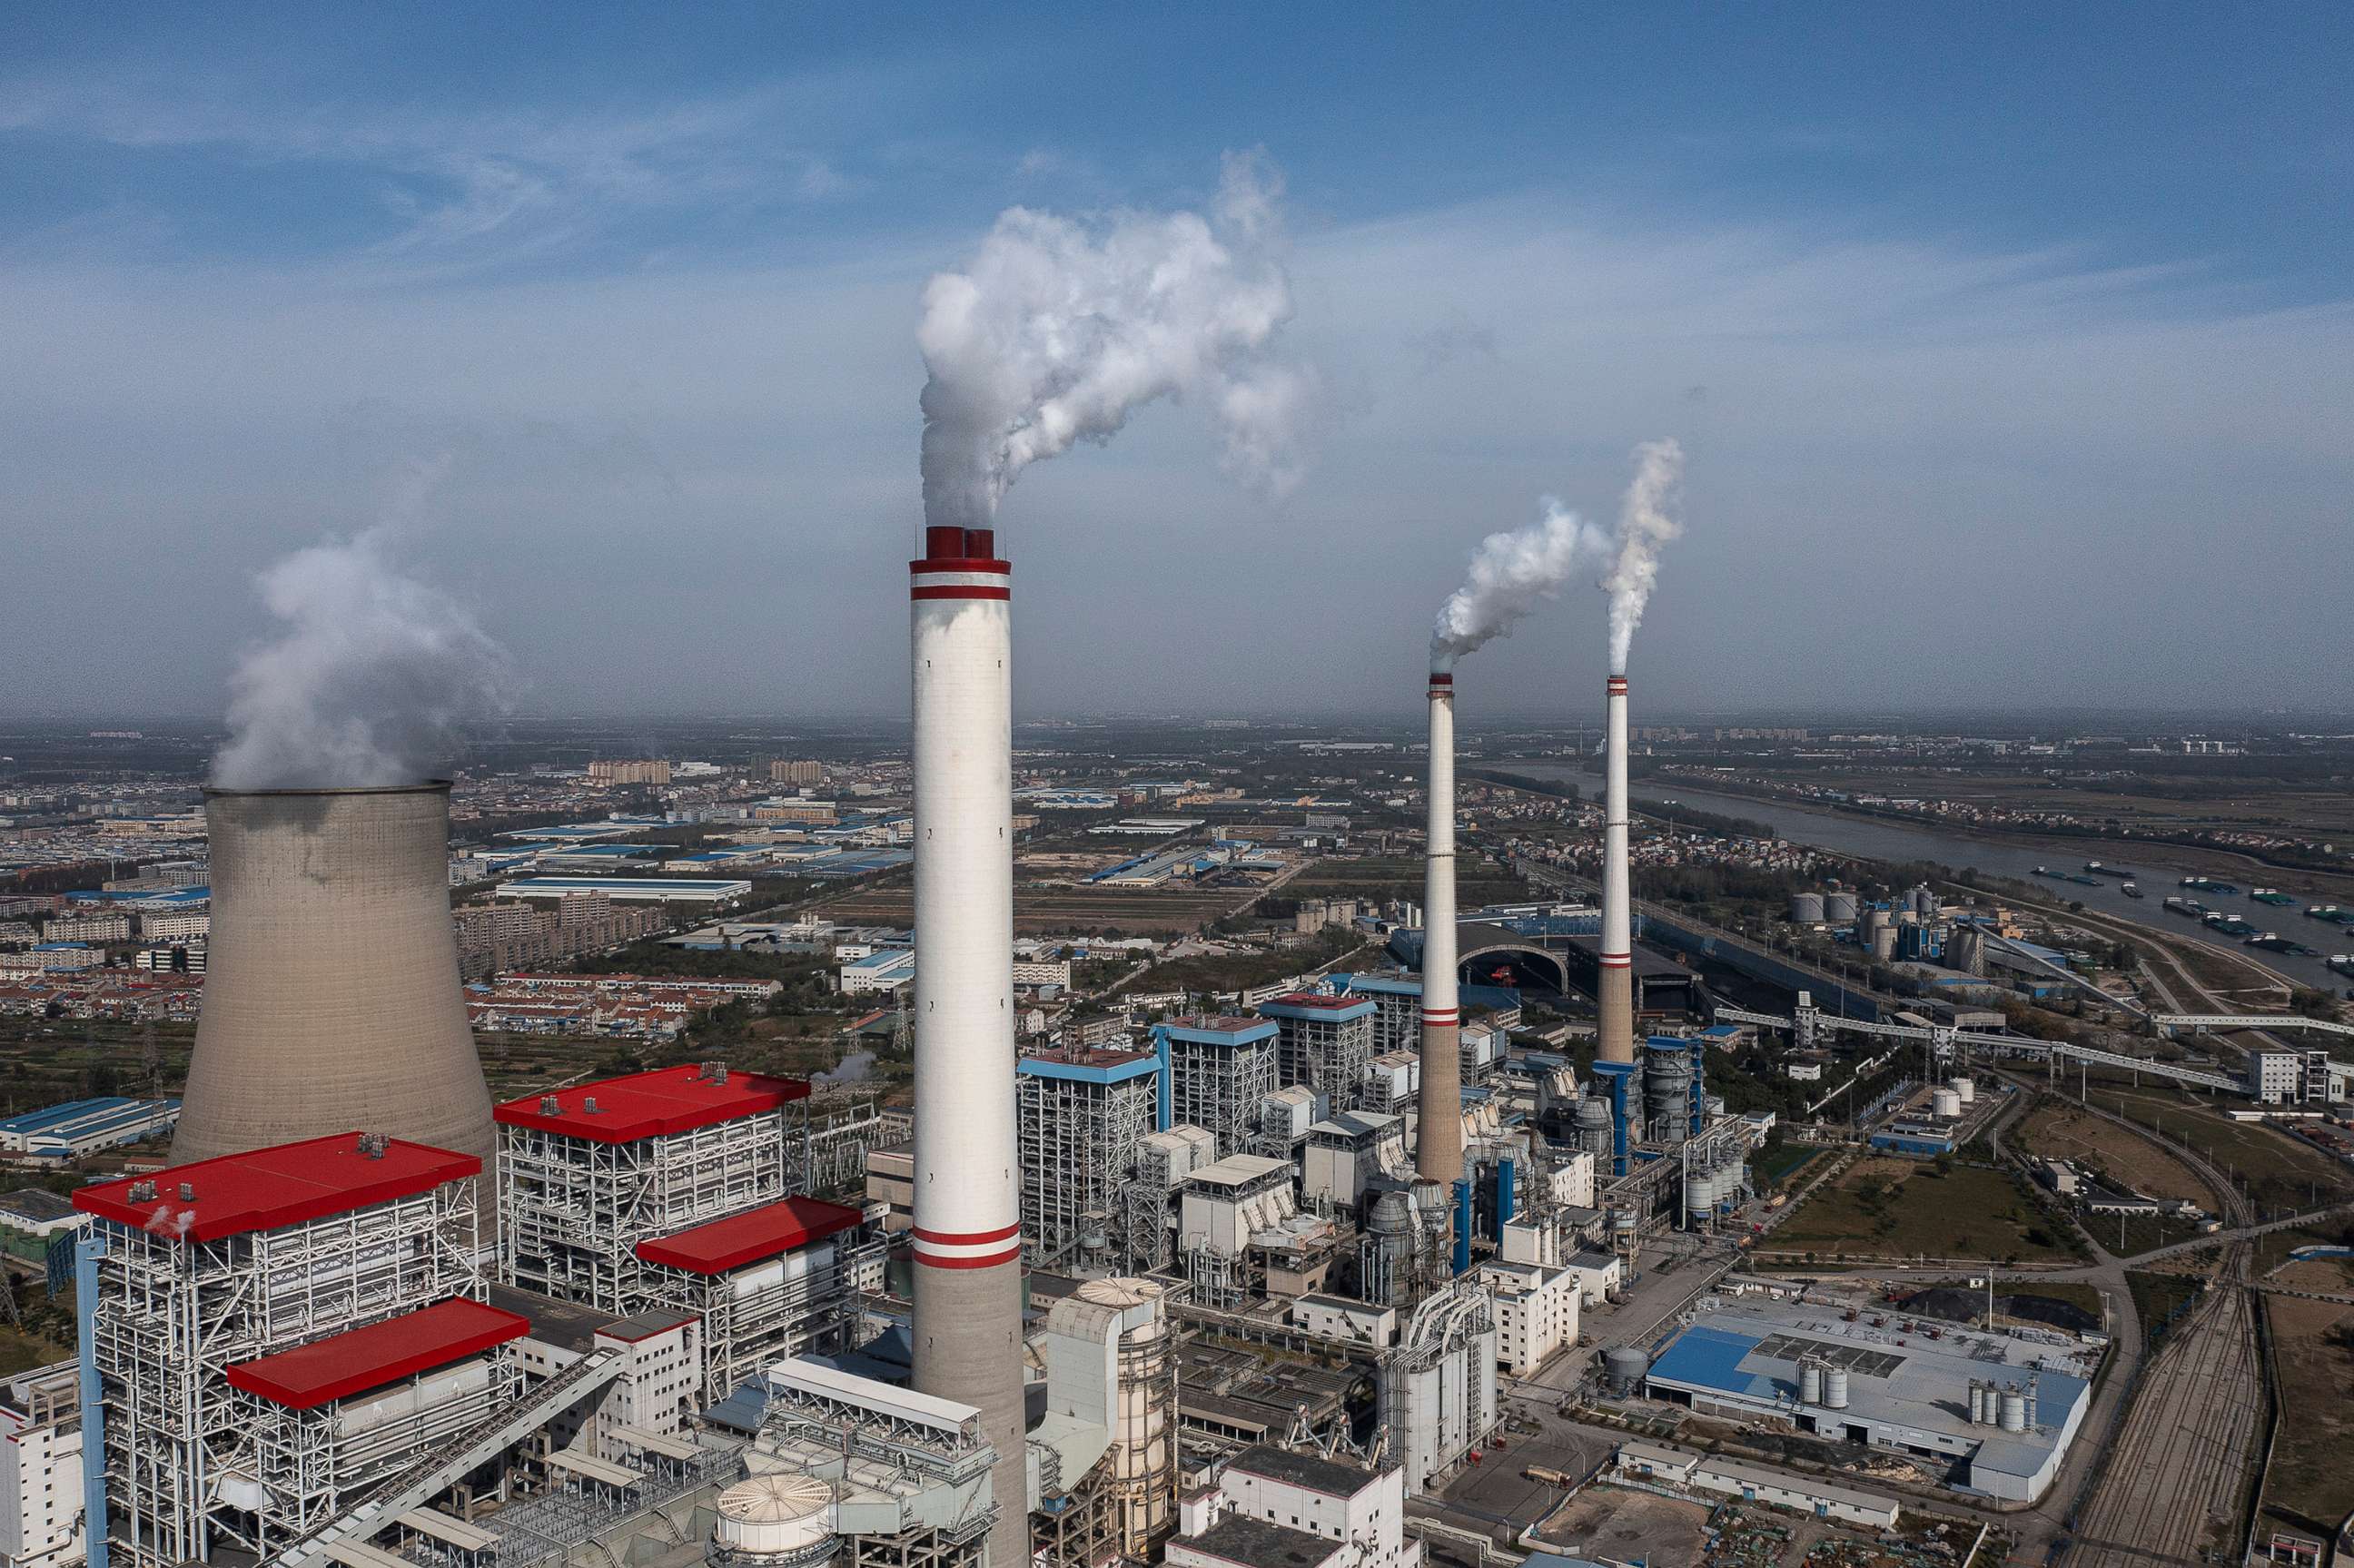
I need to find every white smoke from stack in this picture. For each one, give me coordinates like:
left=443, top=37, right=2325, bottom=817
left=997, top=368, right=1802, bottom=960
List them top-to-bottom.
left=916, top=151, right=1313, bottom=529
left=1603, top=438, right=1685, bottom=675
left=212, top=476, right=513, bottom=789
left=1429, top=498, right=1610, bottom=674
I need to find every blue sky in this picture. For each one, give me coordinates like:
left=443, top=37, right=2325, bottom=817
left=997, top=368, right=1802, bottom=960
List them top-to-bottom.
left=5, top=3, right=2349, bottom=720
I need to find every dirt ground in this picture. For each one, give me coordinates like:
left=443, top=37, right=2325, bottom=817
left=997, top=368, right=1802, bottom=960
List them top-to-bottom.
left=2019, top=1101, right=2220, bottom=1208
left=2260, top=1263, right=2354, bottom=1527
left=1538, top=1485, right=1712, bottom=1563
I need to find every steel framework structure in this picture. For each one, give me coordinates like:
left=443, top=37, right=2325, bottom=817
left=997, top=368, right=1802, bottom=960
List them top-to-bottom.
left=1160, top=1028, right=1278, bottom=1159
left=1016, top=1068, right=1156, bottom=1273
left=496, top=1110, right=800, bottom=1312
left=84, top=1178, right=483, bottom=1568
left=638, top=1218, right=888, bottom=1403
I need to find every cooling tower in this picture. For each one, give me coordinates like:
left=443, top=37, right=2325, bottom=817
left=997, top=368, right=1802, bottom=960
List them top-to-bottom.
left=907, top=524, right=1027, bottom=1567
left=1416, top=670, right=1463, bottom=1190
left=1598, top=674, right=1636, bottom=1066
left=171, top=784, right=494, bottom=1166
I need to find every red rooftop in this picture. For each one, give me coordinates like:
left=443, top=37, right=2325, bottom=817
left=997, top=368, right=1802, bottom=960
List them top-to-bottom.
left=493, top=1063, right=810, bottom=1144
left=73, top=1132, right=480, bottom=1244
left=634, top=1195, right=865, bottom=1275
left=225, top=1297, right=529, bottom=1410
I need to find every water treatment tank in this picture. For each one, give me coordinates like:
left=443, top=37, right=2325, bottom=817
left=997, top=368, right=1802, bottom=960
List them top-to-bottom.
left=1790, top=892, right=1826, bottom=924
left=1825, top=892, right=1861, bottom=923
left=1951, top=1076, right=1975, bottom=1105
left=1931, top=1088, right=1963, bottom=1119
left=1603, top=1346, right=1649, bottom=1395
left=1798, top=1360, right=1824, bottom=1405
left=1824, top=1366, right=1850, bottom=1410
left=1998, top=1387, right=2027, bottom=1433
left=717, top=1474, right=837, bottom=1563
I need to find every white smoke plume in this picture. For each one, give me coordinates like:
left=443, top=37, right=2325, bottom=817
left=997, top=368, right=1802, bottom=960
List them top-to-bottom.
left=917, top=151, right=1313, bottom=528
left=1603, top=438, right=1686, bottom=674
left=1429, top=498, right=1610, bottom=673
left=212, top=506, right=514, bottom=790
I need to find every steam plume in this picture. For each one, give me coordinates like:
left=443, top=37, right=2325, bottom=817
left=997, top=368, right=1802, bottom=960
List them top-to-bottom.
left=917, top=151, right=1312, bottom=528
left=1603, top=438, right=1685, bottom=674
left=1429, top=498, right=1609, bottom=673
left=212, top=527, right=513, bottom=790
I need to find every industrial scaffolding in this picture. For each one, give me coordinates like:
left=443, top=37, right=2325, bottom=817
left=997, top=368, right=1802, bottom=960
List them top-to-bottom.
left=1269, top=1008, right=1375, bottom=1112
left=1159, top=1024, right=1278, bottom=1158
left=1016, top=1061, right=1157, bottom=1274
left=497, top=1109, right=798, bottom=1312
left=84, top=1176, right=484, bottom=1568
left=638, top=1216, right=889, bottom=1403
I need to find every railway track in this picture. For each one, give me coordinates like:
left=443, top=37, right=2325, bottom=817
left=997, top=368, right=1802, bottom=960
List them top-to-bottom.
left=2062, top=1247, right=2261, bottom=1568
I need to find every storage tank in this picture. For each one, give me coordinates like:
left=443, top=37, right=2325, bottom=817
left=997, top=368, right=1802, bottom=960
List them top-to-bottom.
left=172, top=784, right=494, bottom=1165
left=1789, top=892, right=1826, bottom=924
left=1825, top=892, right=1861, bottom=923
left=1869, top=922, right=1897, bottom=962
left=1643, top=1041, right=1693, bottom=1144
left=1951, top=1076, right=1975, bottom=1105
left=1931, top=1088, right=1963, bottom=1119
left=1573, top=1097, right=1615, bottom=1159
left=1685, top=1170, right=1711, bottom=1225
left=1073, top=1278, right=1174, bottom=1554
left=1603, top=1346, right=1649, bottom=1395
left=1798, top=1360, right=1823, bottom=1405
left=1824, top=1366, right=1850, bottom=1410
left=1968, top=1381, right=1987, bottom=1425
left=1998, top=1387, right=2027, bottom=1433
left=716, top=1474, right=837, bottom=1564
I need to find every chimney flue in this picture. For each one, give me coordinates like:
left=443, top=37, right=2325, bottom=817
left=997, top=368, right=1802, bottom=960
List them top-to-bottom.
left=908, top=528, right=1026, bottom=1567
left=1416, top=669, right=1464, bottom=1200
left=1599, top=674, right=1636, bottom=1067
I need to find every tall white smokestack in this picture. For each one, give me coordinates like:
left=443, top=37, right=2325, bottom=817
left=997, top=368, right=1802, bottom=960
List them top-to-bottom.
left=907, top=523, right=1027, bottom=1565
left=1416, top=670, right=1462, bottom=1191
left=1599, top=673, right=1635, bottom=1066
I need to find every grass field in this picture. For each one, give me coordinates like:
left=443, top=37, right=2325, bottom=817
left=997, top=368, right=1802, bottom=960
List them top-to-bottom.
left=2080, top=1085, right=2354, bottom=1212
left=2018, top=1099, right=2221, bottom=1208
left=1772, top=1157, right=2082, bottom=1263
left=2260, top=1267, right=2354, bottom=1529
left=2125, top=1270, right=2206, bottom=1348
left=0, top=1324, right=73, bottom=1379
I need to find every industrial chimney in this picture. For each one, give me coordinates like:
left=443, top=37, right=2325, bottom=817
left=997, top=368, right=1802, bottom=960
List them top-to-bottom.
left=907, top=524, right=1027, bottom=1566
left=1415, top=670, right=1463, bottom=1194
left=1597, top=674, right=1636, bottom=1067
left=171, top=784, right=494, bottom=1166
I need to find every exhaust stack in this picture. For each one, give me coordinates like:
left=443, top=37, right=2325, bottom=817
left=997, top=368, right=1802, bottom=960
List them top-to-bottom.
left=907, top=524, right=1027, bottom=1566
left=1416, top=671, right=1462, bottom=1191
left=1598, top=674, right=1636, bottom=1066
left=171, top=784, right=494, bottom=1165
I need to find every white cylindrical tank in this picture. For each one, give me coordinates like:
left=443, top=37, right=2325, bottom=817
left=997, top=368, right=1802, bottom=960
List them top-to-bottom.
left=1790, top=892, right=1826, bottom=924
left=1825, top=892, right=1861, bottom=923
left=1951, top=1076, right=1975, bottom=1104
left=1931, top=1088, right=1963, bottom=1119
left=1685, top=1172, right=1710, bottom=1224
left=1076, top=1277, right=1173, bottom=1555
left=1798, top=1360, right=1824, bottom=1405
left=1824, top=1366, right=1850, bottom=1410
left=1968, top=1381, right=1987, bottom=1425
left=1998, top=1387, right=2027, bottom=1432
left=717, top=1474, right=836, bottom=1560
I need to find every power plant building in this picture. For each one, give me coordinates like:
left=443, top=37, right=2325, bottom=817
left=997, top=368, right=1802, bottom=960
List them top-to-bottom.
left=1258, top=992, right=1378, bottom=1110
left=1155, top=1016, right=1280, bottom=1158
left=1015, top=1046, right=1162, bottom=1273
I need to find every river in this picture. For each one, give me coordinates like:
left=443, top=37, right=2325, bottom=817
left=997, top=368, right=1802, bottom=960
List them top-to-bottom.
left=1502, top=762, right=2354, bottom=995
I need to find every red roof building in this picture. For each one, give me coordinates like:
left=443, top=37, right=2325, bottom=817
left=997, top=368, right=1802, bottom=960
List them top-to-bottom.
left=493, top=1063, right=809, bottom=1144
left=73, top=1131, right=480, bottom=1243
left=635, top=1196, right=866, bottom=1275
left=224, top=1297, right=529, bottom=1410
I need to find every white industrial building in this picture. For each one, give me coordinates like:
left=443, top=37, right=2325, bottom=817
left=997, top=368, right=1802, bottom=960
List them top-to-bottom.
left=1476, top=1259, right=1580, bottom=1376
left=0, top=1363, right=84, bottom=1568
left=1614, top=1440, right=1899, bottom=1525
left=1171, top=1445, right=1421, bottom=1568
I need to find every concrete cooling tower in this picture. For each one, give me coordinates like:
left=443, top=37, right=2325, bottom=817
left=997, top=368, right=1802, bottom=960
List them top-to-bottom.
left=170, top=783, right=495, bottom=1167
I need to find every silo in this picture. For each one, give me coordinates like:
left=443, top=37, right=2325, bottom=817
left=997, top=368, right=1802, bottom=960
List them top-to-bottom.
left=172, top=784, right=494, bottom=1166
left=1790, top=892, right=1826, bottom=924
left=1825, top=892, right=1861, bottom=923
left=1869, top=921, right=1897, bottom=962
left=1951, top=1077, right=1975, bottom=1105
left=1931, top=1088, right=1963, bottom=1119
left=1574, top=1095, right=1615, bottom=1161
left=1685, top=1169, right=1711, bottom=1225
left=1603, top=1346, right=1649, bottom=1395
left=1798, top=1360, right=1824, bottom=1405
left=1824, top=1366, right=1850, bottom=1410
left=1968, top=1381, right=1987, bottom=1425
left=1998, top=1386, right=2027, bottom=1432
left=715, top=1474, right=839, bottom=1567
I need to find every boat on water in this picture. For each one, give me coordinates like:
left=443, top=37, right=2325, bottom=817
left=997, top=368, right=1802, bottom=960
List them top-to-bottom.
left=2083, top=862, right=2136, bottom=879
left=2122, top=883, right=2142, bottom=898
left=2250, top=888, right=2297, bottom=906
left=2163, top=897, right=2206, bottom=917
left=2246, top=932, right=2318, bottom=956
left=2330, top=954, right=2354, bottom=975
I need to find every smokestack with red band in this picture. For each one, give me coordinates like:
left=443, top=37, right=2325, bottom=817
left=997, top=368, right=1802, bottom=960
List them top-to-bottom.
left=908, top=524, right=1027, bottom=1565
left=1417, top=671, right=1463, bottom=1192
left=1599, top=674, right=1636, bottom=1066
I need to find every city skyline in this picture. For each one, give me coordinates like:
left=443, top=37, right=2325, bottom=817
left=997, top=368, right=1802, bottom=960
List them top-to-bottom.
left=5, top=4, right=2349, bottom=723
